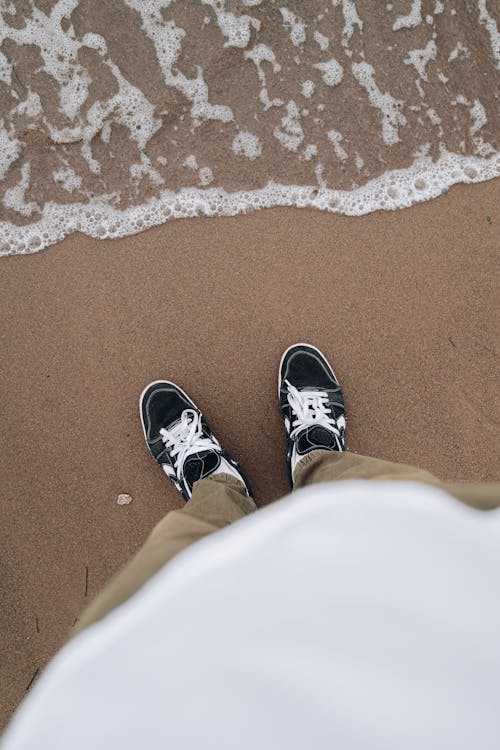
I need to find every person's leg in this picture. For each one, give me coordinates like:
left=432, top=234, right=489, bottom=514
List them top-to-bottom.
left=278, top=344, right=500, bottom=512
left=74, top=378, right=256, bottom=636
left=293, top=449, right=500, bottom=511
left=294, top=449, right=440, bottom=487
left=74, top=474, right=256, bottom=635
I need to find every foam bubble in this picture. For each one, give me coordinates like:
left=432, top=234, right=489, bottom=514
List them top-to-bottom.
left=203, top=0, right=260, bottom=49
left=331, top=0, right=363, bottom=45
left=477, top=0, right=500, bottom=69
left=393, top=1, right=422, bottom=31
left=280, top=8, right=306, bottom=47
left=314, top=30, right=330, bottom=51
left=404, top=40, right=437, bottom=81
left=448, top=42, right=471, bottom=63
left=244, top=43, right=283, bottom=109
left=0, top=50, right=12, bottom=85
left=313, top=58, right=344, bottom=87
left=351, top=62, right=406, bottom=145
left=301, top=80, right=315, bottom=98
left=17, top=90, right=42, bottom=119
left=469, top=100, right=487, bottom=135
left=273, top=101, right=304, bottom=152
left=426, top=108, right=442, bottom=127
left=0, top=120, right=21, bottom=181
left=327, top=129, right=348, bottom=161
left=232, top=131, right=263, bottom=159
left=302, top=144, right=318, bottom=161
left=355, top=153, right=364, bottom=170
left=130, top=154, right=164, bottom=187
left=184, top=155, right=198, bottom=170
left=3, top=163, right=38, bottom=216
left=53, top=166, right=82, bottom=193
left=199, top=166, right=214, bottom=186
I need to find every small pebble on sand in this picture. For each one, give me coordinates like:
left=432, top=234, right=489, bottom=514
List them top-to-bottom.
left=117, top=493, right=133, bottom=505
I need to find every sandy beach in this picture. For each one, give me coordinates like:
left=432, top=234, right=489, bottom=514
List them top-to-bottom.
left=1, top=179, right=499, bottom=727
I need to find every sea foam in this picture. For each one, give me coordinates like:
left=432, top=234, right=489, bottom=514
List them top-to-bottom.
left=0, top=0, right=498, bottom=256
left=1, top=150, right=497, bottom=256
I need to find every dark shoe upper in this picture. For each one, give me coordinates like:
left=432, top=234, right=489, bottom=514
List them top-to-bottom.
left=279, top=344, right=346, bottom=487
left=140, top=381, right=252, bottom=501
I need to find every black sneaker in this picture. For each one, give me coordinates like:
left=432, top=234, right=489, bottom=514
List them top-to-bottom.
left=278, top=343, right=346, bottom=487
left=140, top=381, right=252, bottom=501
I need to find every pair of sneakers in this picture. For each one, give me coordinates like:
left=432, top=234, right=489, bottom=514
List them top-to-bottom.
left=140, top=343, right=346, bottom=501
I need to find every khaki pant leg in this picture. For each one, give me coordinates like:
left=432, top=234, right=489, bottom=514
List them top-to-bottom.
left=293, top=450, right=500, bottom=512
left=73, top=475, right=256, bottom=636
left=439, top=482, right=500, bottom=511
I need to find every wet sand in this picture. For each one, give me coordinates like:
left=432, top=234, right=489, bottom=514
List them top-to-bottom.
left=1, top=180, right=499, bottom=728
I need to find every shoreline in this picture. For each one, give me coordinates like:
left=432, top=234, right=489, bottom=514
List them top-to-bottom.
left=2, top=151, right=498, bottom=257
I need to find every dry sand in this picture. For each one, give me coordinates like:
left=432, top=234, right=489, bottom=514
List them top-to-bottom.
left=1, top=180, right=499, bottom=728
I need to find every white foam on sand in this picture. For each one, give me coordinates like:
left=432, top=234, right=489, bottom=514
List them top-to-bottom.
left=0, top=0, right=499, bottom=256
left=393, top=0, right=422, bottom=31
left=312, top=58, right=344, bottom=87
left=351, top=61, right=407, bottom=145
left=232, top=131, right=263, bottom=159
left=1, top=149, right=498, bottom=256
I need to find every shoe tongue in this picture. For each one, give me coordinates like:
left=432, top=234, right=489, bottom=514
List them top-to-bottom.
left=298, top=426, right=337, bottom=452
left=183, top=450, right=220, bottom=486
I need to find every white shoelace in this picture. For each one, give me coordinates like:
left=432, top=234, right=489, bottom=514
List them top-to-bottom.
left=286, top=380, right=340, bottom=440
left=160, top=409, right=220, bottom=477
